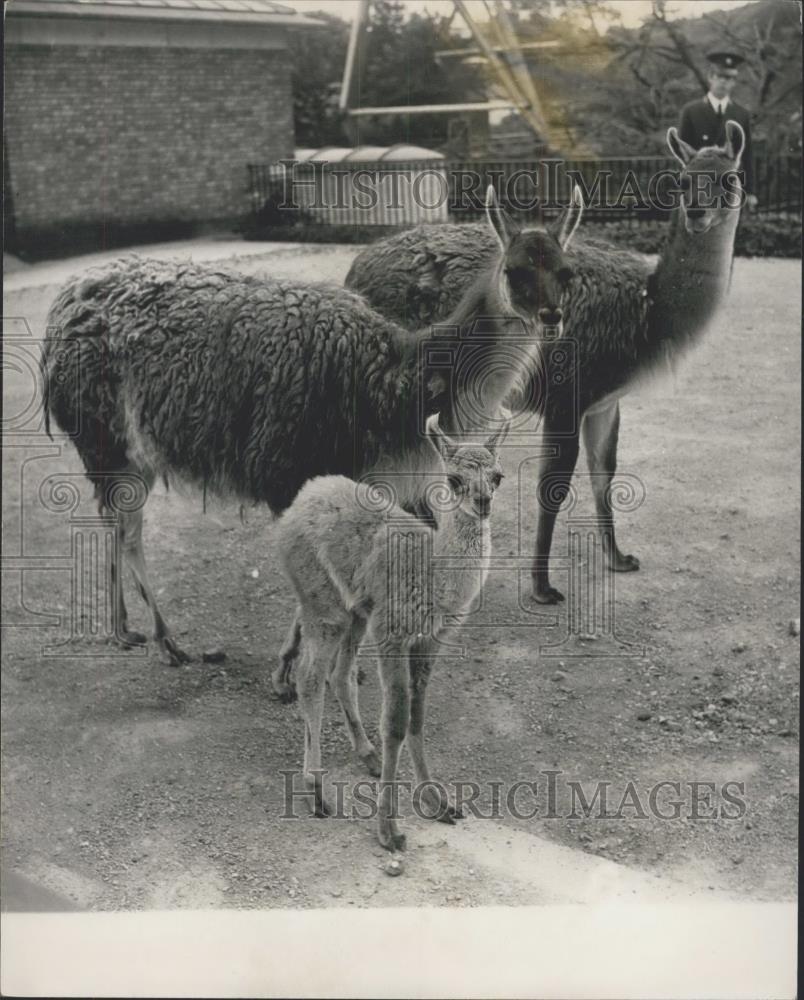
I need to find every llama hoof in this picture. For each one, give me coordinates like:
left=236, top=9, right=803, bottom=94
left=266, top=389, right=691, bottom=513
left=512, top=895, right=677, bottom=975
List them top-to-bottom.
left=611, top=553, right=640, bottom=573
left=532, top=586, right=565, bottom=605
left=114, top=628, right=148, bottom=648
left=161, top=638, right=191, bottom=667
left=271, top=667, right=297, bottom=703
left=274, top=683, right=298, bottom=705
left=359, top=749, right=382, bottom=778
left=304, top=778, right=334, bottom=817
left=419, top=784, right=464, bottom=823
left=311, top=796, right=333, bottom=818
left=378, top=819, right=406, bottom=853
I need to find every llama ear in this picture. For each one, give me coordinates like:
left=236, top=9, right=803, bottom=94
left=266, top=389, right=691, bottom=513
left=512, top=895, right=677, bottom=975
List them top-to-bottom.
left=724, top=120, right=745, bottom=164
left=667, top=127, right=696, bottom=166
left=549, top=184, right=584, bottom=250
left=485, top=185, right=519, bottom=249
left=424, top=370, right=447, bottom=407
left=484, top=412, right=511, bottom=455
left=426, top=413, right=459, bottom=461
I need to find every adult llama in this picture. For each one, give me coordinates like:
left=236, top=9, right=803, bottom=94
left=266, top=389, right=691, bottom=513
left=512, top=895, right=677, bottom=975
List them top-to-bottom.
left=346, top=122, right=748, bottom=604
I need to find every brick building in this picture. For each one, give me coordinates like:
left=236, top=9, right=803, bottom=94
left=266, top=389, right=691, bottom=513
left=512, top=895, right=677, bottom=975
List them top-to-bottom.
left=4, top=0, right=321, bottom=253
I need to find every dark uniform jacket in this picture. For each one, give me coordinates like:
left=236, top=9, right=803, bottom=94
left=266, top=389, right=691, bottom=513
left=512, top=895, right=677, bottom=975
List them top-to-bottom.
left=679, top=96, right=754, bottom=193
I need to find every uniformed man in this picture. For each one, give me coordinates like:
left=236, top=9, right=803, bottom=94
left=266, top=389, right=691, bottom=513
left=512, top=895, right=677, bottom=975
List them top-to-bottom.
left=679, top=50, right=758, bottom=210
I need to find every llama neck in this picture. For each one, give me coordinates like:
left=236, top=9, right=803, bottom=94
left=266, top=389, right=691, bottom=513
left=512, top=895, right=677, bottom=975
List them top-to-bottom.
left=650, top=207, right=739, bottom=345
left=434, top=267, right=538, bottom=435
left=358, top=272, right=534, bottom=504
left=354, top=335, right=443, bottom=507
left=431, top=506, right=491, bottom=616
left=433, top=507, right=490, bottom=563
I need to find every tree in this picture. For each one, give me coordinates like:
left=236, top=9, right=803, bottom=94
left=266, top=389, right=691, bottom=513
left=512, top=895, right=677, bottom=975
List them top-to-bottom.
left=285, top=0, right=800, bottom=158
left=352, top=0, right=486, bottom=147
left=509, top=0, right=619, bottom=38
left=609, top=0, right=801, bottom=151
left=701, top=0, right=802, bottom=151
left=287, top=1, right=486, bottom=151
left=287, top=11, right=350, bottom=147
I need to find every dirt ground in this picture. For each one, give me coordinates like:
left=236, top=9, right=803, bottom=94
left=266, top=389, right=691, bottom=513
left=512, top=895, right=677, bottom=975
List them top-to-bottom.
left=2, top=242, right=799, bottom=910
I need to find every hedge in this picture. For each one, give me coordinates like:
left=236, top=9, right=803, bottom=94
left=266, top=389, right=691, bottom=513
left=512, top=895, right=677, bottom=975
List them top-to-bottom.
left=242, top=212, right=801, bottom=258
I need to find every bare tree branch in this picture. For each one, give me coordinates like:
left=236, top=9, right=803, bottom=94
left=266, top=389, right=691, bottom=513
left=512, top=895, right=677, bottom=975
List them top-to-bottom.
left=651, top=0, right=708, bottom=89
left=765, top=77, right=801, bottom=110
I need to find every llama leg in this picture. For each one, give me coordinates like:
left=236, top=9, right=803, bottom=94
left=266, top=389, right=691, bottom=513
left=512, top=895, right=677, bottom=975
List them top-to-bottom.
left=583, top=401, right=639, bottom=573
left=532, top=423, right=580, bottom=604
left=105, top=472, right=149, bottom=647
left=119, top=507, right=189, bottom=666
left=109, top=521, right=147, bottom=647
left=272, top=607, right=301, bottom=703
left=329, top=614, right=380, bottom=777
left=296, top=625, right=339, bottom=817
left=407, top=640, right=464, bottom=823
left=376, top=644, right=409, bottom=852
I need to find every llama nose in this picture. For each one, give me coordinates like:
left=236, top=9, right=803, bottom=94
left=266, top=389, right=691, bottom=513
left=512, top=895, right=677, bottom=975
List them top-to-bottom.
left=686, top=207, right=706, bottom=220
left=538, top=307, right=563, bottom=326
left=474, top=497, right=491, bottom=518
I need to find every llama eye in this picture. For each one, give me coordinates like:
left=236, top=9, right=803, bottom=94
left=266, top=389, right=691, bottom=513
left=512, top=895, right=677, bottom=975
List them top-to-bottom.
left=557, top=267, right=574, bottom=286
left=491, top=473, right=504, bottom=488
left=447, top=474, right=465, bottom=494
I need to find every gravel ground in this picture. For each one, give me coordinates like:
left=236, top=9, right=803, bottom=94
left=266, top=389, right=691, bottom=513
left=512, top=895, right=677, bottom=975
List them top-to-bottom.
left=1, top=241, right=799, bottom=910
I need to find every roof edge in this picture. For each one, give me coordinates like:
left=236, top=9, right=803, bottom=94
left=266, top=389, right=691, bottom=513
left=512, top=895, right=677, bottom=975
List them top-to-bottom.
left=6, top=1, right=327, bottom=27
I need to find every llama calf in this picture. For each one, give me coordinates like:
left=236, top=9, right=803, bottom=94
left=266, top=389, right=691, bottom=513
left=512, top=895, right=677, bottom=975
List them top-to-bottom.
left=276, top=414, right=509, bottom=853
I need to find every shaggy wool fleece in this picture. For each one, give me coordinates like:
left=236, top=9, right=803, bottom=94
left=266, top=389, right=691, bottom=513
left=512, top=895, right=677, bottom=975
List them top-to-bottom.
left=346, top=225, right=656, bottom=419
left=43, top=257, right=431, bottom=512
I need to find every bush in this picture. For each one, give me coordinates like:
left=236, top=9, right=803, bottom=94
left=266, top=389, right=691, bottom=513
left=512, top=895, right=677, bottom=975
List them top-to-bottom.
left=253, top=195, right=301, bottom=229
left=241, top=211, right=801, bottom=258
left=566, top=213, right=801, bottom=258
left=734, top=213, right=802, bottom=258
left=11, top=219, right=203, bottom=262
left=582, top=220, right=669, bottom=254
left=241, top=221, right=403, bottom=245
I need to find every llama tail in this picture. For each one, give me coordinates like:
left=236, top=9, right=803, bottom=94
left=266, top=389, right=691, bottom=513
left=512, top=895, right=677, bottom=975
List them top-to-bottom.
left=41, top=266, right=132, bottom=486
left=40, top=272, right=81, bottom=441
left=40, top=317, right=63, bottom=441
left=41, top=353, right=52, bottom=440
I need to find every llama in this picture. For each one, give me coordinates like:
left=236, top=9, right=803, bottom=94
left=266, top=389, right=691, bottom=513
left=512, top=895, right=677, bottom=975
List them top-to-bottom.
left=345, top=122, right=747, bottom=603
left=41, top=187, right=582, bottom=664
left=276, top=414, right=509, bottom=851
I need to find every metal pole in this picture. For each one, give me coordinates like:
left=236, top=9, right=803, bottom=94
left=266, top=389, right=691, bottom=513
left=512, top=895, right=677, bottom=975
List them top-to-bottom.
left=339, top=0, right=371, bottom=113
left=453, top=0, right=545, bottom=141
left=492, top=0, right=551, bottom=142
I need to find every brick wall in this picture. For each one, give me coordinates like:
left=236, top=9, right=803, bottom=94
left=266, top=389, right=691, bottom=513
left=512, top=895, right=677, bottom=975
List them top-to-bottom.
left=4, top=43, right=295, bottom=235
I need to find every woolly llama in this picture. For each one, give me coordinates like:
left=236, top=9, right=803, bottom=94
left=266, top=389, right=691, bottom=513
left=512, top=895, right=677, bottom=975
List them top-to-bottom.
left=346, top=122, right=747, bottom=604
left=41, top=187, right=582, bottom=664
left=276, top=414, right=509, bottom=852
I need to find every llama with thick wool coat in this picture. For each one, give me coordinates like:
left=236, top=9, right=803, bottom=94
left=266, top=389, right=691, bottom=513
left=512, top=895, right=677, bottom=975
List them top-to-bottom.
left=346, top=124, right=747, bottom=603
left=41, top=188, right=583, bottom=663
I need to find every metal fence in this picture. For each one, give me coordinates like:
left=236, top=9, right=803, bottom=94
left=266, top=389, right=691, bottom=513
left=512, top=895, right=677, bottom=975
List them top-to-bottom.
left=248, top=153, right=801, bottom=229
left=752, top=154, right=802, bottom=216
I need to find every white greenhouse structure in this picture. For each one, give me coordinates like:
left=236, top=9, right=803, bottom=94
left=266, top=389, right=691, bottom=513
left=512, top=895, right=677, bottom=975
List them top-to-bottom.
left=278, top=144, right=450, bottom=225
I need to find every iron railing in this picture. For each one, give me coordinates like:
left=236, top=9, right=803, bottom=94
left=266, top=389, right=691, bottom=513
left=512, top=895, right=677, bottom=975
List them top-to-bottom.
left=248, top=153, right=801, bottom=229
